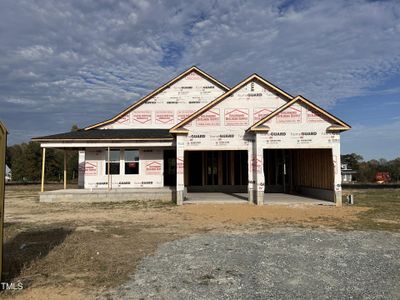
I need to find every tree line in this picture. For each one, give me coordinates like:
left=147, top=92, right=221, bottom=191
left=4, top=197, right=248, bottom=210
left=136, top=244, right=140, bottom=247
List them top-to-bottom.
left=6, top=125, right=79, bottom=182
left=4, top=130, right=400, bottom=183
left=341, top=153, right=400, bottom=182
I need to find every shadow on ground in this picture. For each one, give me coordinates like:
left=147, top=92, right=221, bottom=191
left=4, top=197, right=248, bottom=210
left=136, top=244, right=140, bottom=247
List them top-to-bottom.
left=2, top=226, right=74, bottom=283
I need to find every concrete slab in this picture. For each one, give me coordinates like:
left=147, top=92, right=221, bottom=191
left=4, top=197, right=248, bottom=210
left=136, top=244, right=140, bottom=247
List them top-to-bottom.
left=184, top=192, right=334, bottom=206
left=185, top=192, right=248, bottom=204
left=264, top=193, right=334, bottom=206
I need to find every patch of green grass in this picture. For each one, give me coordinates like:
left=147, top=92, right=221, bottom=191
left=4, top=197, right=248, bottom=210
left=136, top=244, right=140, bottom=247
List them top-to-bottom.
left=345, top=189, right=400, bottom=231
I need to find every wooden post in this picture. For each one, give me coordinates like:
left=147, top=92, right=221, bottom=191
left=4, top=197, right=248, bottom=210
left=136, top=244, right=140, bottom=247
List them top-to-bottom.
left=0, top=122, right=8, bottom=282
left=41, top=147, right=46, bottom=192
left=107, top=147, right=111, bottom=190
left=63, top=150, right=67, bottom=190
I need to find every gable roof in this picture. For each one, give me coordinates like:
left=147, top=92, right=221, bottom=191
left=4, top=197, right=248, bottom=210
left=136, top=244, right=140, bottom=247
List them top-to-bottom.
left=85, top=66, right=230, bottom=130
left=169, top=73, right=294, bottom=133
left=248, top=95, right=351, bottom=132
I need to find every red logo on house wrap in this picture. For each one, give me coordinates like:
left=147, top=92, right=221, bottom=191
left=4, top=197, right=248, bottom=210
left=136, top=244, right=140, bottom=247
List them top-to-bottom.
left=186, top=71, right=202, bottom=80
left=276, top=105, right=302, bottom=123
left=196, top=108, right=220, bottom=126
left=224, top=108, right=249, bottom=126
left=253, top=108, right=275, bottom=122
left=177, top=110, right=194, bottom=126
left=306, top=110, right=325, bottom=123
left=131, top=111, right=152, bottom=124
left=155, top=111, right=174, bottom=124
left=116, top=114, right=129, bottom=124
left=251, top=156, right=262, bottom=173
left=177, top=157, right=184, bottom=174
left=145, top=161, right=162, bottom=175
left=84, top=162, right=97, bottom=176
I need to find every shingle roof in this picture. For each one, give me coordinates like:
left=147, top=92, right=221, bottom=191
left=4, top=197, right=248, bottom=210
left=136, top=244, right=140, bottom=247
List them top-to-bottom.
left=32, top=129, right=173, bottom=141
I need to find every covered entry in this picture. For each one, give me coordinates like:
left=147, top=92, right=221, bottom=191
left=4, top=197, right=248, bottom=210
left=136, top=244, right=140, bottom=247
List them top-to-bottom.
left=263, top=149, right=334, bottom=201
left=185, top=150, right=248, bottom=193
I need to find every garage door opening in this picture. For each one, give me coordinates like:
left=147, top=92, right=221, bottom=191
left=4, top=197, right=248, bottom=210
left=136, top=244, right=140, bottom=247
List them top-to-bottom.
left=264, top=149, right=335, bottom=202
left=185, top=150, right=248, bottom=193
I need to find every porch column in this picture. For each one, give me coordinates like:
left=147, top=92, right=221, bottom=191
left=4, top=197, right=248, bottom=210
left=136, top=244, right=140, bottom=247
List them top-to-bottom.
left=254, top=133, right=265, bottom=205
left=176, top=134, right=186, bottom=205
left=248, top=140, right=255, bottom=204
left=332, top=141, right=342, bottom=207
left=41, top=147, right=46, bottom=192
left=107, top=147, right=111, bottom=190
left=63, top=150, right=67, bottom=190
left=78, top=150, right=85, bottom=188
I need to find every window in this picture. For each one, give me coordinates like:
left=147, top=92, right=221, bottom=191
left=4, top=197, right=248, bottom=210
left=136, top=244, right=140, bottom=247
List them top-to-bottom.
left=106, top=149, right=120, bottom=175
left=125, top=149, right=139, bottom=174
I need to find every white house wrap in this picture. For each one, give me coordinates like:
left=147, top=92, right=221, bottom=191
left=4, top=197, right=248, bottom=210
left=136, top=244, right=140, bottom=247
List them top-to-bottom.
left=33, top=66, right=350, bottom=206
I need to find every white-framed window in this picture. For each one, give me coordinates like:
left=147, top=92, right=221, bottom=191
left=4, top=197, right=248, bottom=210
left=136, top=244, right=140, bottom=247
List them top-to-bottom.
left=106, top=149, right=120, bottom=175
left=124, top=149, right=139, bottom=175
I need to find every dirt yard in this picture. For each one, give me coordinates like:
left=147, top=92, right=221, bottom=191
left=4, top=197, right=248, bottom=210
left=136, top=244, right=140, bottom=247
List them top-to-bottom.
left=2, top=185, right=400, bottom=299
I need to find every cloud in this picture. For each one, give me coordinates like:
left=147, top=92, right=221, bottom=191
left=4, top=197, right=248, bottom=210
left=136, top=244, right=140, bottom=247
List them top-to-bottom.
left=0, top=0, right=399, bottom=148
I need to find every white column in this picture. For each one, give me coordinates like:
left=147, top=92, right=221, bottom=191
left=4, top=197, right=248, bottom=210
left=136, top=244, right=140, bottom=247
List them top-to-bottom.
left=254, top=133, right=265, bottom=205
left=176, top=134, right=186, bottom=205
left=248, top=137, right=255, bottom=204
left=332, top=138, right=342, bottom=207
left=41, top=147, right=46, bottom=192
left=63, top=150, right=67, bottom=190
left=78, top=150, right=85, bottom=188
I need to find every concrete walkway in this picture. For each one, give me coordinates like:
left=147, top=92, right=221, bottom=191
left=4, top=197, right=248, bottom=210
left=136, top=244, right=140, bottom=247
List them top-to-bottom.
left=185, top=192, right=333, bottom=205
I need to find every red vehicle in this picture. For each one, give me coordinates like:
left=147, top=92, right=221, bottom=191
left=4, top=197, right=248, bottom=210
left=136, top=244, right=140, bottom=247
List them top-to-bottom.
left=375, top=172, right=391, bottom=184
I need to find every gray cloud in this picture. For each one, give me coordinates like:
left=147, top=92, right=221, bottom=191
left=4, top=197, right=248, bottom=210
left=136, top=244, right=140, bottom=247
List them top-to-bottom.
left=0, top=0, right=399, bottom=147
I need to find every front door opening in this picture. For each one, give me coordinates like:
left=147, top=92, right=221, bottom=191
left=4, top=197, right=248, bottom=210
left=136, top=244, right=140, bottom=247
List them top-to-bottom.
left=163, top=149, right=176, bottom=186
left=186, top=150, right=248, bottom=192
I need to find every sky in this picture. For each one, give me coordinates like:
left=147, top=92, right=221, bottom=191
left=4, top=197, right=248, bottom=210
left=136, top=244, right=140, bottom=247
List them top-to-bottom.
left=0, top=0, right=399, bottom=160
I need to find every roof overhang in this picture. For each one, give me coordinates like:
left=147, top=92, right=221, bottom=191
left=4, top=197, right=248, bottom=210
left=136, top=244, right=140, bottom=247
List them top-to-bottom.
left=247, top=95, right=351, bottom=132
left=32, top=129, right=174, bottom=143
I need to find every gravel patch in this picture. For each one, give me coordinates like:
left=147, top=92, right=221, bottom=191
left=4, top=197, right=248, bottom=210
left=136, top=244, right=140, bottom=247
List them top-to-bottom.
left=104, top=228, right=400, bottom=299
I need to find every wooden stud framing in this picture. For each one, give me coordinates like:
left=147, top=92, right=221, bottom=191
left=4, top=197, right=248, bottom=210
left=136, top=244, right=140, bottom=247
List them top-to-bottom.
left=218, top=151, right=223, bottom=185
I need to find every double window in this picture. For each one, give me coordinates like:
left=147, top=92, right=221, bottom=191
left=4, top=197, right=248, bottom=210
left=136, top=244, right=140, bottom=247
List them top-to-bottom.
left=105, top=149, right=139, bottom=175
left=124, top=149, right=139, bottom=174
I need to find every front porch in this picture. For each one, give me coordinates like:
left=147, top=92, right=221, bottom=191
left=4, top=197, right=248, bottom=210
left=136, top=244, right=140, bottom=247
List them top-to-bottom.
left=39, top=187, right=176, bottom=203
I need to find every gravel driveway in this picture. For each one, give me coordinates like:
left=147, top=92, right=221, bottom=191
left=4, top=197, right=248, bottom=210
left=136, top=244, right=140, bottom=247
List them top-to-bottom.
left=105, top=229, right=400, bottom=299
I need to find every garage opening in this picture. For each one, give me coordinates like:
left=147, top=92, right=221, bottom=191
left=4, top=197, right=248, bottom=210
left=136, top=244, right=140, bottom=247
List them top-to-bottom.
left=263, top=149, right=334, bottom=201
left=185, top=150, right=248, bottom=193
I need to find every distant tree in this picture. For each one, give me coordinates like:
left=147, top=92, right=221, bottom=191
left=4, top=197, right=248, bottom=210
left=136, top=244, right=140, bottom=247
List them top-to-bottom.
left=6, top=124, right=80, bottom=182
left=71, top=124, right=79, bottom=132
left=341, top=153, right=363, bottom=170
